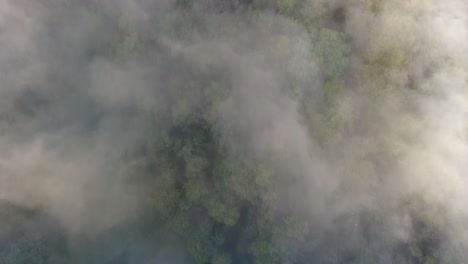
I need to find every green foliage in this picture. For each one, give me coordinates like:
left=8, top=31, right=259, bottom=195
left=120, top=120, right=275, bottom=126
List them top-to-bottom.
left=3, top=0, right=451, bottom=263
left=278, top=0, right=298, bottom=16
left=367, top=0, right=384, bottom=14
left=105, top=1, right=443, bottom=264
left=309, top=27, right=350, bottom=78
left=369, top=48, right=411, bottom=78
left=253, top=165, right=272, bottom=189
left=185, top=178, right=207, bottom=204
left=205, top=198, right=240, bottom=227
left=188, top=237, right=213, bottom=264
left=250, top=237, right=280, bottom=264
left=212, top=253, right=232, bottom=264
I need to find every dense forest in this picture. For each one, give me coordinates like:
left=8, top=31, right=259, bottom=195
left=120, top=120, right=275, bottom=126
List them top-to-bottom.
left=0, top=0, right=467, bottom=263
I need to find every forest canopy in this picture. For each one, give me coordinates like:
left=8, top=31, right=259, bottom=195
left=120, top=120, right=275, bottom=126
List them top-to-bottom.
left=0, top=0, right=467, bottom=263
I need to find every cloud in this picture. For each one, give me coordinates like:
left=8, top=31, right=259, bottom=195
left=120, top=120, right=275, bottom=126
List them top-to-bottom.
left=0, top=0, right=467, bottom=262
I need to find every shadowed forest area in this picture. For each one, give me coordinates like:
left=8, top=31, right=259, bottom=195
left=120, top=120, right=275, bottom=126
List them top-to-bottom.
left=0, top=0, right=468, bottom=263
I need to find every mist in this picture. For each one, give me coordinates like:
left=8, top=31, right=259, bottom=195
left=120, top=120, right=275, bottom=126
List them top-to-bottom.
left=0, top=0, right=467, bottom=263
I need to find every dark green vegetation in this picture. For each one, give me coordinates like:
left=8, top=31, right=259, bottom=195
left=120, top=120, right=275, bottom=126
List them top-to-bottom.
left=1, top=0, right=467, bottom=263
left=0, top=202, right=67, bottom=263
